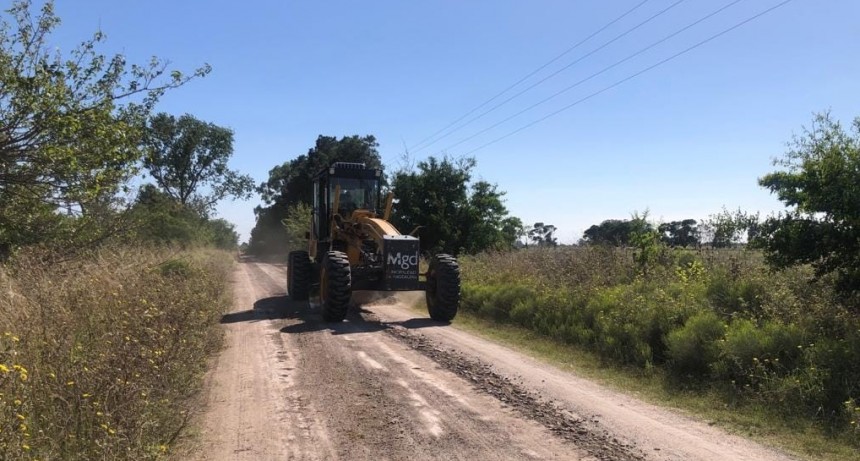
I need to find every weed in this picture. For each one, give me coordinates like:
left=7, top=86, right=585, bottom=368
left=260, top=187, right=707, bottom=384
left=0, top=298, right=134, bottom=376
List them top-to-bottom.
left=0, top=246, right=233, bottom=460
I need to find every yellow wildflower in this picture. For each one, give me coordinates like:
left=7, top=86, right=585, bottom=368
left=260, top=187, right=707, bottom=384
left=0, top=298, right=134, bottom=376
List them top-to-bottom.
left=0, top=364, right=9, bottom=373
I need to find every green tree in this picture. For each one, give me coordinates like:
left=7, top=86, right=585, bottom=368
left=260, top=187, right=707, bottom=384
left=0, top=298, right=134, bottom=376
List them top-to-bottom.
left=0, top=1, right=208, bottom=250
left=757, top=112, right=860, bottom=302
left=142, top=113, right=253, bottom=214
left=249, top=135, right=382, bottom=255
left=257, top=135, right=384, bottom=208
left=391, top=156, right=520, bottom=254
left=128, top=184, right=239, bottom=249
left=128, top=184, right=209, bottom=246
left=281, top=202, right=312, bottom=253
left=702, top=207, right=759, bottom=248
left=629, top=211, right=662, bottom=273
left=205, top=218, right=240, bottom=250
left=581, top=219, right=637, bottom=246
left=658, top=219, right=700, bottom=247
left=528, top=222, right=558, bottom=247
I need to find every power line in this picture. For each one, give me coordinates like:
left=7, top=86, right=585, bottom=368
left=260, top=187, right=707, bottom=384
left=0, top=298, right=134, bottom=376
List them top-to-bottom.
left=408, top=0, right=654, bottom=152
left=413, top=0, right=688, bottom=154
left=442, top=0, right=748, bottom=153
left=461, top=0, right=795, bottom=156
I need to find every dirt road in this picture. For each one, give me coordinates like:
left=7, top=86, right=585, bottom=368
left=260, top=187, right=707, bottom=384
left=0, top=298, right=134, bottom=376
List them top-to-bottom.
left=187, top=261, right=799, bottom=461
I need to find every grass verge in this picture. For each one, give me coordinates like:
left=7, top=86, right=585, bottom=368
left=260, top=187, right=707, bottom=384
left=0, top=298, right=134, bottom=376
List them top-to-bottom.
left=0, top=246, right=233, bottom=460
left=439, top=307, right=859, bottom=461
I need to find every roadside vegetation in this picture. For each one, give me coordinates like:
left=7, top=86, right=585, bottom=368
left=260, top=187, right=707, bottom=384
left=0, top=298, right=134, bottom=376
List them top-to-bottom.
left=1, top=2, right=245, bottom=459
left=457, top=113, right=860, bottom=459
left=0, top=247, right=233, bottom=460
left=459, top=247, right=858, bottom=455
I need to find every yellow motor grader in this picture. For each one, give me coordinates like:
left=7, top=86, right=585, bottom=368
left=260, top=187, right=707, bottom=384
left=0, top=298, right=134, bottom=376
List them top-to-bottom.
left=287, top=162, right=460, bottom=322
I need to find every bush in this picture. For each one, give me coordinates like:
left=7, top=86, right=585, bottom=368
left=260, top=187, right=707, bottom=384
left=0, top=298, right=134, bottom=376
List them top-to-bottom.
left=459, top=246, right=860, bottom=439
left=706, top=271, right=768, bottom=317
left=667, top=310, right=725, bottom=379
left=714, top=319, right=805, bottom=388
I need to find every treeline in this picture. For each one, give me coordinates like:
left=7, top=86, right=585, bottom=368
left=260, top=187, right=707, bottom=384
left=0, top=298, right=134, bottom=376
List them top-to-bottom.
left=248, top=135, right=535, bottom=256
left=580, top=208, right=759, bottom=249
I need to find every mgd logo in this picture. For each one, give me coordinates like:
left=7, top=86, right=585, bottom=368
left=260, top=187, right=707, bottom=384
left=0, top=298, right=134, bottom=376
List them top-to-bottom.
left=387, top=252, right=419, bottom=270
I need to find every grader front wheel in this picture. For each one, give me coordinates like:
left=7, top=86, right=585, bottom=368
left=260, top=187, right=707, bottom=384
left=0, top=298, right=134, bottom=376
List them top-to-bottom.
left=288, top=251, right=311, bottom=301
left=321, top=251, right=351, bottom=322
left=426, top=254, right=460, bottom=322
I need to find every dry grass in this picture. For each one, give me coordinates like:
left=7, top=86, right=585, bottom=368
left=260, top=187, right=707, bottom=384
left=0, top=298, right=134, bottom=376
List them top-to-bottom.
left=0, top=246, right=233, bottom=460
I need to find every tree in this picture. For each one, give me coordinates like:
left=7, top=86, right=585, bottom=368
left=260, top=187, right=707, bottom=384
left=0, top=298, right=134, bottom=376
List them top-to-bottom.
left=0, top=1, right=208, bottom=249
left=757, top=112, right=860, bottom=301
left=142, top=113, right=253, bottom=214
left=248, top=135, right=382, bottom=255
left=257, top=135, right=384, bottom=209
left=391, top=156, right=520, bottom=254
left=128, top=184, right=239, bottom=249
left=128, top=184, right=208, bottom=246
left=281, top=202, right=312, bottom=253
left=702, top=207, right=759, bottom=248
left=629, top=210, right=662, bottom=273
left=501, top=216, right=526, bottom=248
left=206, top=219, right=240, bottom=250
left=581, top=219, right=638, bottom=246
left=658, top=219, right=700, bottom=247
left=528, top=222, right=558, bottom=247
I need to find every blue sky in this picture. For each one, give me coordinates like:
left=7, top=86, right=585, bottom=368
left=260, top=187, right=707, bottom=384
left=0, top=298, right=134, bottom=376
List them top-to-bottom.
left=47, top=0, right=860, bottom=243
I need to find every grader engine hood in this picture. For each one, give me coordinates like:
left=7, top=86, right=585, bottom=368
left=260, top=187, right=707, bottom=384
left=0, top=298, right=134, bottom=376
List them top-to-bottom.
left=382, top=235, right=421, bottom=290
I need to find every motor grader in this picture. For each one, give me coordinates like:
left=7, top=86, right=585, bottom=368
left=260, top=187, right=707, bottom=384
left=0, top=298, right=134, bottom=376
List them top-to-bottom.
left=287, top=162, right=460, bottom=322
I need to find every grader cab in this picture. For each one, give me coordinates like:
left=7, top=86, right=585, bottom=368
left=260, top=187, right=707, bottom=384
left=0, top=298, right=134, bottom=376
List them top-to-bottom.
left=287, top=162, right=460, bottom=322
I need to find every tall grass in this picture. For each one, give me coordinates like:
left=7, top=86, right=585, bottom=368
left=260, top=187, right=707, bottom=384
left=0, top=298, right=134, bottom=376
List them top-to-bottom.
left=0, top=246, right=233, bottom=460
left=459, top=247, right=860, bottom=444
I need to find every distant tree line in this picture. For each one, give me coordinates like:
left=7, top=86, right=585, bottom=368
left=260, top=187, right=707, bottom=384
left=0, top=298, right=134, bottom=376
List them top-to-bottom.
left=579, top=208, right=760, bottom=249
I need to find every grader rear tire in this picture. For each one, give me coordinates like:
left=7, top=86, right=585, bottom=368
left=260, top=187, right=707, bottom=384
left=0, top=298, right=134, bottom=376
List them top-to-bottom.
left=288, top=251, right=311, bottom=301
left=321, top=251, right=351, bottom=322
left=426, top=254, right=460, bottom=322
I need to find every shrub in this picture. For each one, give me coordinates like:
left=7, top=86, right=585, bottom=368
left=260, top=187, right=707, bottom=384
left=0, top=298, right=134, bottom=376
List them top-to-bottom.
left=459, top=246, right=860, bottom=439
left=706, top=271, right=768, bottom=317
left=667, top=310, right=725, bottom=379
left=715, top=319, right=805, bottom=388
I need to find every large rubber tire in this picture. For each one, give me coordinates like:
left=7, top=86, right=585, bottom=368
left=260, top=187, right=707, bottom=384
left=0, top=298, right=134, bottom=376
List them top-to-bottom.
left=288, top=251, right=311, bottom=301
left=321, top=251, right=351, bottom=322
left=426, top=254, right=460, bottom=322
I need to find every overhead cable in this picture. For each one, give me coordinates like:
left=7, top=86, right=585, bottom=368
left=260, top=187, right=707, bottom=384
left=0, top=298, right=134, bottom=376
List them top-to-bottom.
left=408, top=0, right=655, bottom=152
left=413, top=0, right=690, bottom=154
left=459, top=0, right=795, bottom=156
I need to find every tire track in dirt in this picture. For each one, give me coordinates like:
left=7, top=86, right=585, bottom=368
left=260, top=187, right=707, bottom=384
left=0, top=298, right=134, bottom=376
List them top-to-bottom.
left=190, top=261, right=592, bottom=460
left=190, top=261, right=799, bottom=461
left=360, top=295, right=801, bottom=461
